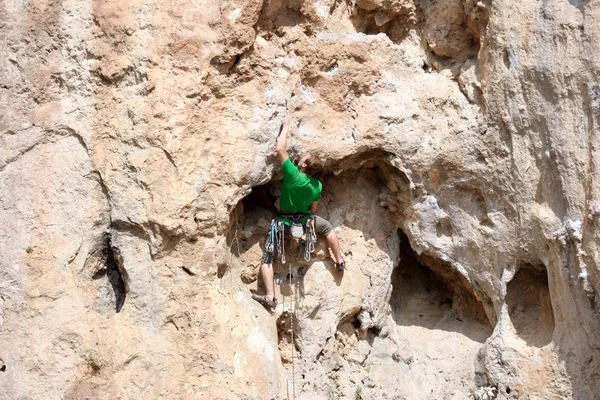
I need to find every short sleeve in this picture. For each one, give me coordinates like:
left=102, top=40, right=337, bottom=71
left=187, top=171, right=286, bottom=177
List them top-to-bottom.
left=282, top=158, right=301, bottom=185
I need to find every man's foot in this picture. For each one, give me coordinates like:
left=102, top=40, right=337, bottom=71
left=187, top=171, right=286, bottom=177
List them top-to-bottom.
left=336, top=260, right=345, bottom=272
left=252, top=294, right=278, bottom=310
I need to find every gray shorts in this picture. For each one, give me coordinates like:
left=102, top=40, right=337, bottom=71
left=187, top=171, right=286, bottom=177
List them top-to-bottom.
left=262, top=215, right=333, bottom=264
left=314, top=215, right=333, bottom=236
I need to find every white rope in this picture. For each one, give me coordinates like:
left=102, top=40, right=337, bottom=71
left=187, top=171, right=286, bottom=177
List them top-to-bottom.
left=288, top=259, right=296, bottom=400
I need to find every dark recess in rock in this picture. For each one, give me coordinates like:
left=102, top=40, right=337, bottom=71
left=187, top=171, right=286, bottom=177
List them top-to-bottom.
left=391, top=229, right=494, bottom=341
left=93, top=233, right=127, bottom=313
left=506, top=262, right=554, bottom=347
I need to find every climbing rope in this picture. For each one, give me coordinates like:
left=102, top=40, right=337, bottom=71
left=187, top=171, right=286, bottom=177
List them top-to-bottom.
left=288, top=259, right=296, bottom=400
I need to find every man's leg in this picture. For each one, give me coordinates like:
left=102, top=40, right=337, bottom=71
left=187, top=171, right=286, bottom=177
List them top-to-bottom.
left=314, top=215, right=344, bottom=264
left=324, top=230, right=343, bottom=264
left=253, top=251, right=278, bottom=309
left=259, top=262, right=275, bottom=301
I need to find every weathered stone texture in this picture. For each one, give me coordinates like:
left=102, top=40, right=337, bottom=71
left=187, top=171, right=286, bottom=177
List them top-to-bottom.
left=1, top=0, right=599, bottom=399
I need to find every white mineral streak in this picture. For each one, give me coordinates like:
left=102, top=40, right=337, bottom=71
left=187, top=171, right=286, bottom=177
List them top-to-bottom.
left=1, top=0, right=600, bottom=399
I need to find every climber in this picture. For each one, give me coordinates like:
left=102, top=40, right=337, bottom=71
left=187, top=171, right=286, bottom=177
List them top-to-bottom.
left=252, top=115, right=345, bottom=310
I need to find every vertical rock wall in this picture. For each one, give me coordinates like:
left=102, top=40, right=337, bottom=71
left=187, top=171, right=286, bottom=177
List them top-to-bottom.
left=1, top=0, right=599, bottom=399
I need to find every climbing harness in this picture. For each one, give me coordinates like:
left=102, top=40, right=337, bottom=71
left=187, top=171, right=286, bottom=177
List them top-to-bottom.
left=265, top=214, right=317, bottom=265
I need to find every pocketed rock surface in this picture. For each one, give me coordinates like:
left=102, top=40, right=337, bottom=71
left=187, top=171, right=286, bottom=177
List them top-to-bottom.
left=1, top=0, right=599, bottom=399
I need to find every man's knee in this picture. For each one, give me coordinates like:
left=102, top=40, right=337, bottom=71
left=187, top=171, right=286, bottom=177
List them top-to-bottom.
left=314, top=215, right=333, bottom=237
left=262, top=252, right=275, bottom=265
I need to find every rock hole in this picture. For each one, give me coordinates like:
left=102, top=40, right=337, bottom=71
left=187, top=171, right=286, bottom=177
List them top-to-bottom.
left=256, top=0, right=304, bottom=33
left=419, top=0, right=481, bottom=64
left=349, top=5, right=414, bottom=43
left=210, top=54, right=243, bottom=75
left=231, top=54, right=242, bottom=70
left=241, top=183, right=278, bottom=214
left=391, top=229, right=493, bottom=340
left=84, top=231, right=129, bottom=314
left=100, top=233, right=127, bottom=313
left=217, top=262, right=229, bottom=278
left=505, top=262, right=555, bottom=347
left=369, top=326, right=381, bottom=336
left=0, top=359, right=5, bottom=372
left=506, top=386, right=511, bottom=394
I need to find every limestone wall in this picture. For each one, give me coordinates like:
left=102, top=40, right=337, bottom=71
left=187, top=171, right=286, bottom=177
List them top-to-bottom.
left=1, top=0, right=599, bottom=398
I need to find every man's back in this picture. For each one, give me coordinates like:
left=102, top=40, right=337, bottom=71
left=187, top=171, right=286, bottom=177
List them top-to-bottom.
left=279, top=159, right=322, bottom=214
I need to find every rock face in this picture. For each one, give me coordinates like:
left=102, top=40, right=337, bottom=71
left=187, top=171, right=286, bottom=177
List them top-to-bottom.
left=1, top=0, right=599, bottom=399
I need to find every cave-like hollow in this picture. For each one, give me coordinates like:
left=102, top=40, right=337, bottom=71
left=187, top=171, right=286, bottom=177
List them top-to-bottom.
left=230, top=150, right=411, bottom=287
left=230, top=151, right=496, bottom=396
left=391, top=229, right=494, bottom=339
left=505, top=261, right=555, bottom=347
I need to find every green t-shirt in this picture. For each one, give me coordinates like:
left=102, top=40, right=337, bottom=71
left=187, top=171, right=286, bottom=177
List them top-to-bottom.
left=279, top=159, right=322, bottom=214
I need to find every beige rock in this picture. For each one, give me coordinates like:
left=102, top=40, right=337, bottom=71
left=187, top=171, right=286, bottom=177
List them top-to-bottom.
left=1, top=0, right=600, bottom=399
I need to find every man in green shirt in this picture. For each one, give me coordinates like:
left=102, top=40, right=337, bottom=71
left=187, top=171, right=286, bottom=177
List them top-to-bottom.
left=253, top=116, right=345, bottom=310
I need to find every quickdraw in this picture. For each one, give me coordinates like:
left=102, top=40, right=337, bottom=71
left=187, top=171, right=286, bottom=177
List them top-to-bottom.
left=265, top=214, right=318, bottom=264
left=304, top=215, right=316, bottom=262
left=265, top=219, right=278, bottom=253
left=279, top=221, right=286, bottom=264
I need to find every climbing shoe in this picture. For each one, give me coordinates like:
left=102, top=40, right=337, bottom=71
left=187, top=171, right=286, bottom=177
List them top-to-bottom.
left=336, top=260, right=346, bottom=272
left=252, top=294, right=278, bottom=310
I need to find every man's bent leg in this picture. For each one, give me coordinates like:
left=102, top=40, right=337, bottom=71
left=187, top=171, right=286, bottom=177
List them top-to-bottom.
left=314, top=215, right=344, bottom=264
left=325, top=231, right=343, bottom=264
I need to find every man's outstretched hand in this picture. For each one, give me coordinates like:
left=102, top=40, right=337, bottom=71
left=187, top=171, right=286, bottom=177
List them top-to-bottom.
left=276, top=115, right=291, bottom=163
left=277, top=115, right=291, bottom=139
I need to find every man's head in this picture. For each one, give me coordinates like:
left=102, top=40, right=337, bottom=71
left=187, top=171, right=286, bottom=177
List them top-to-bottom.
left=298, top=153, right=320, bottom=177
left=298, top=154, right=311, bottom=171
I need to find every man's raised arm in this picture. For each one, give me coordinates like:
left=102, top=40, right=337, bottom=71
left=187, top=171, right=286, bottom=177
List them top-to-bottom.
left=276, top=116, right=291, bottom=164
